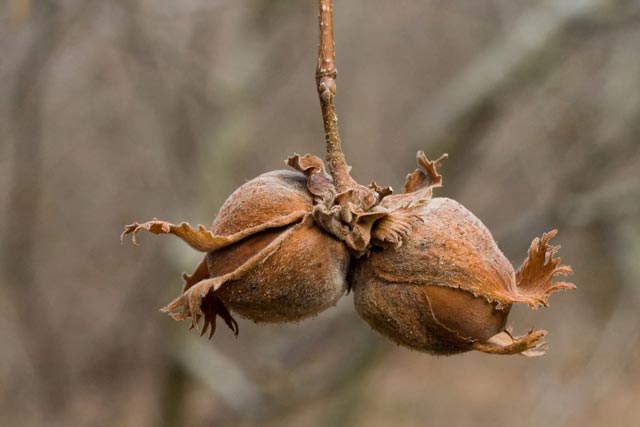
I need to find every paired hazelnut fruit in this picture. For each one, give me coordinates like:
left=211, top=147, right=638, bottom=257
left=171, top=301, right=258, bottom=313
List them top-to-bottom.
left=122, top=0, right=574, bottom=357
left=122, top=151, right=574, bottom=355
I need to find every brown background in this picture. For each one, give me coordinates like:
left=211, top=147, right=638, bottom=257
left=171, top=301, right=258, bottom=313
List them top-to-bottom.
left=1, top=1, right=639, bottom=426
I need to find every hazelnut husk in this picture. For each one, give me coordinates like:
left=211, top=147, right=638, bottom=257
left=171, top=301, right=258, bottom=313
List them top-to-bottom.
left=123, top=150, right=574, bottom=353
left=351, top=152, right=575, bottom=356
left=122, top=157, right=350, bottom=338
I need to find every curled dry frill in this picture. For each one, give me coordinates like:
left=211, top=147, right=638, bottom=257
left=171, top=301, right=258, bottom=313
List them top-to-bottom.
left=352, top=152, right=576, bottom=356
left=288, top=155, right=408, bottom=256
left=121, top=161, right=352, bottom=339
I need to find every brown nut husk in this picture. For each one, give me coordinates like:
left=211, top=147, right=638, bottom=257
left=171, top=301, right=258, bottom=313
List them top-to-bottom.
left=352, top=152, right=575, bottom=356
left=122, top=159, right=350, bottom=338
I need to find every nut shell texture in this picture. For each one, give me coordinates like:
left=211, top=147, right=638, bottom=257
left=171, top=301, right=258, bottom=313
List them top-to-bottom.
left=207, top=170, right=349, bottom=323
left=212, top=170, right=312, bottom=235
left=353, top=197, right=515, bottom=354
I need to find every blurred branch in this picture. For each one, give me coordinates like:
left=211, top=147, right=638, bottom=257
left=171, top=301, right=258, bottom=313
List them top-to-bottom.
left=403, top=0, right=624, bottom=154
left=169, top=303, right=384, bottom=424
left=173, top=337, right=269, bottom=419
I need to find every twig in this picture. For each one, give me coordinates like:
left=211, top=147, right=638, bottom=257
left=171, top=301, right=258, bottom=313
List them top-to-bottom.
left=316, top=0, right=356, bottom=192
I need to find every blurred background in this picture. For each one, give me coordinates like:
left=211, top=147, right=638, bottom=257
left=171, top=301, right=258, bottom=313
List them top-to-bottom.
left=1, top=0, right=639, bottom=426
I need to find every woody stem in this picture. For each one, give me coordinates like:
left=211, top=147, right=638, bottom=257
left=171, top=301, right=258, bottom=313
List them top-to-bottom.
left=316, top=0, right=357, bottom=193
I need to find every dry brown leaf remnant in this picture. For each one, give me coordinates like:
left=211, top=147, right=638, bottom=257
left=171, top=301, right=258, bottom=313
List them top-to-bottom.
left=121, top=0, right=574, bottom=355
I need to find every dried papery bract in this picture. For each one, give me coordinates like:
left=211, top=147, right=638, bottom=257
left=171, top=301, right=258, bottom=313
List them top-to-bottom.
left=352, top=153, right=575, bottom=356
left=122, top=167, right=350, bottom=337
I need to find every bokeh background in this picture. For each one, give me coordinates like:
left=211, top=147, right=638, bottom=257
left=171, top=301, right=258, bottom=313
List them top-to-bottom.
left=2, top=0, right=639, bottom=426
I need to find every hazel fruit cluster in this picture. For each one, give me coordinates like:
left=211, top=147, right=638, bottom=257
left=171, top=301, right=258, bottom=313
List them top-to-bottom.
left=122, top=152, right=574, bottom=356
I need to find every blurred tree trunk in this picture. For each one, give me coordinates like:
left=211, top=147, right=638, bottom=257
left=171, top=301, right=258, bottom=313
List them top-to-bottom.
left=2, top=1, right=70, bottom=418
